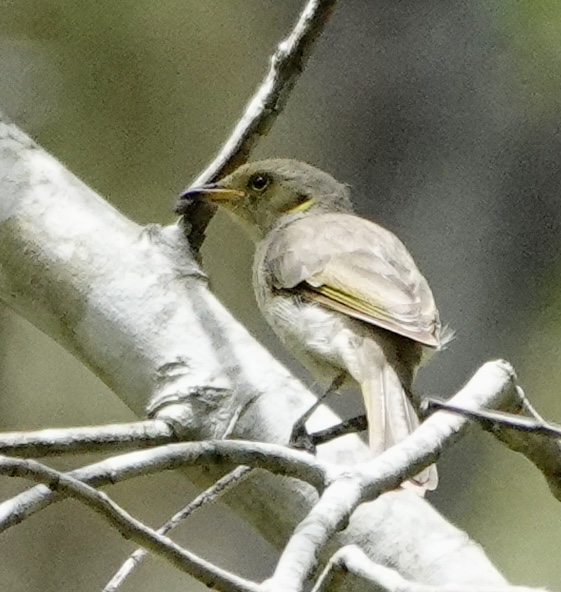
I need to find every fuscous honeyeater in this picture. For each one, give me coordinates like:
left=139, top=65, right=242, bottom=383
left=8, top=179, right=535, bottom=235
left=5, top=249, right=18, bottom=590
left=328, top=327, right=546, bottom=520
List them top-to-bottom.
left=179, top=159, right=449, bottom=491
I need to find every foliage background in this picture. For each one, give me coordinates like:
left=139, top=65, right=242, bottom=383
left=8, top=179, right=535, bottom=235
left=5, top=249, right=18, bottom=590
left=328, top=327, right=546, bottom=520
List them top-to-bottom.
left=0, top=1, right=560, bottom=590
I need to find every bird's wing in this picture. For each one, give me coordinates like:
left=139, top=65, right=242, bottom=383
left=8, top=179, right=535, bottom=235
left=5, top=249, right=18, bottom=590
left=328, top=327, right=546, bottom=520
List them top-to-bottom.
left=266, top=213, right=441, bottom=347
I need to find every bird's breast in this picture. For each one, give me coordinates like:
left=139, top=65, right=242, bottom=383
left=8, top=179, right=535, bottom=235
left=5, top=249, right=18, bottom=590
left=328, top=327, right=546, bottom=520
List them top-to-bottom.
left=252, top=249, right=361, bottom=383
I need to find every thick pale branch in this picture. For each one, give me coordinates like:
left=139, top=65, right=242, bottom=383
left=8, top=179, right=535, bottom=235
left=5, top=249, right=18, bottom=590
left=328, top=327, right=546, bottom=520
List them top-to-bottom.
left=0, top=113, right=355, bottom=551
left=313, top=546, right=545, bottom=592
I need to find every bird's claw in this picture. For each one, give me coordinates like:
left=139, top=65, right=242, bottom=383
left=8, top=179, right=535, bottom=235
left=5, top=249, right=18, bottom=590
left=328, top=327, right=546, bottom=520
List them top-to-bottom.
left=289, top=419, right=317, bottom=453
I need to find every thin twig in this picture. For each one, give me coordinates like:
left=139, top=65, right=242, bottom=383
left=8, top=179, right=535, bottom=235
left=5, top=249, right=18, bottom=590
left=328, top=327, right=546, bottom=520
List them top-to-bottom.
left=176, top=0, right=338, bottom=250
left=425, top=390, right=561, bottom=503
left=424, top=398, right=561, bottom=439
left=0, top=419, right=174, bottom=458
left=0, top=440, right=325, bottom=534
left=0, top=456, right=259, bottom=592
left=103, top=465, right=251, bottom=592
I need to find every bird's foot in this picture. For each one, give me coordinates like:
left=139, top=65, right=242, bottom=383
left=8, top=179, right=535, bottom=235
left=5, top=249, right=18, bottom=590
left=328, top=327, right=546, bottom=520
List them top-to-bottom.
left=289, top=373, right=348, bottom=453
left=289, top=396, right=324, bottom=453
left=290, top=413, right=368, bottom=452
left=306, top=414, right=368, bottom=447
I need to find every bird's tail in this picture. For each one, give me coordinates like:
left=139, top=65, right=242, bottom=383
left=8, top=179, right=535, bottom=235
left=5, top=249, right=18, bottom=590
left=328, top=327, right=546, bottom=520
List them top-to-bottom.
left=361, top=365, right=438, bottom=493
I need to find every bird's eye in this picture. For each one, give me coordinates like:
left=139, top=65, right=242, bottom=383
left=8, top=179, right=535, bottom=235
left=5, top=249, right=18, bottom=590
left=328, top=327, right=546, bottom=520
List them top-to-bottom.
left=248, top=174, right=270, bottom=192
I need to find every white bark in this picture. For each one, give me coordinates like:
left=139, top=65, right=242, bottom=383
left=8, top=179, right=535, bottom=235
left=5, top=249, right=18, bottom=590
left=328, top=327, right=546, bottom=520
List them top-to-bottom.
left=0, top=112, right=363, bottom=541
left=0, top=114, right=512, bottom=588
left=270, top=361, right=518, bottom=592
left=426, top=390, right=561, bottom=501
left=314, top=546, right=543, bottom=592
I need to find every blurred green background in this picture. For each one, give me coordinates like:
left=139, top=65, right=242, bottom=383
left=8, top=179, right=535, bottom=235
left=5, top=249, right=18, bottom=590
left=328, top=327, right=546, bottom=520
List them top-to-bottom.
left=1, top=0, right=561, bottom=590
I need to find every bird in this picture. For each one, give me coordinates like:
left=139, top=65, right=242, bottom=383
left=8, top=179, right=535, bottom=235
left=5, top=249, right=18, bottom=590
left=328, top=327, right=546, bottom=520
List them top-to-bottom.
left=178, top=159, right=449, bottom=491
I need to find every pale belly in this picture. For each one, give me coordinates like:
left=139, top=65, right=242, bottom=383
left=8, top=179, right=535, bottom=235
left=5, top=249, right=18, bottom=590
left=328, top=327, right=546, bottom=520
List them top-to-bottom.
left=250, top=230, right=404, bottom=388
left=256, top=288, right=369, bottom=387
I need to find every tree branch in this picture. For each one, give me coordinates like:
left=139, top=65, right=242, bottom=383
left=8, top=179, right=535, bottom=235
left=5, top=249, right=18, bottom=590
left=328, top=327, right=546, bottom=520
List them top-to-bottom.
left=176, top=0, right=337, bottom=250
left=1, top=112, right=357, bottom=552
left=269, top=361, right=518, bottom=592
left=0, top=363, right=529, bottom=592
left=425, top=393, right=561, bottom=501
left=0, top=419, right=174, bottom=457
left=0, top=440, right=326, bottom=533
left=0, top=455, right=259, bottom=592
left=103, top=465, right=252, bottom=592
left=312, top=546, right=545, bottom=592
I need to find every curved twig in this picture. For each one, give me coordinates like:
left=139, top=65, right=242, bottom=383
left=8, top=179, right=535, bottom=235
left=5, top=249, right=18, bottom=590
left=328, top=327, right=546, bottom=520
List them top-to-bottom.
left=0, top=440, right=326, bottom=533
left=0, top=456, right=259, bottom=592
left=103, top=465, right=252, bottom=592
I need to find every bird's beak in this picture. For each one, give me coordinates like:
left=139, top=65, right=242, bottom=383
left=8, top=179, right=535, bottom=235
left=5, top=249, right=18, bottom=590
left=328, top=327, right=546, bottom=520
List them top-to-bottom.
left=174, top=183, right=246, bottom=214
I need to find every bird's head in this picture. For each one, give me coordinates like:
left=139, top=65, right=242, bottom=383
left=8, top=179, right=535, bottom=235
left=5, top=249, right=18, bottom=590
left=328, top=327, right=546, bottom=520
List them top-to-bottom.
left=178, top=159, right=353, bottom=239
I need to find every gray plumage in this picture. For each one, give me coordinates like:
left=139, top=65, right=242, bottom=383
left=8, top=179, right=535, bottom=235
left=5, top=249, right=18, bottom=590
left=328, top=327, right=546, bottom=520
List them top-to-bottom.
left=183, top=159, right=448, bottom=492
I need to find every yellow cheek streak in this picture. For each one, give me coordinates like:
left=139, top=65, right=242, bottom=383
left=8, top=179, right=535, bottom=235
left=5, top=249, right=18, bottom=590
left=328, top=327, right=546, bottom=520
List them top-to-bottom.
left=284, top=198, right=315, bottom=214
